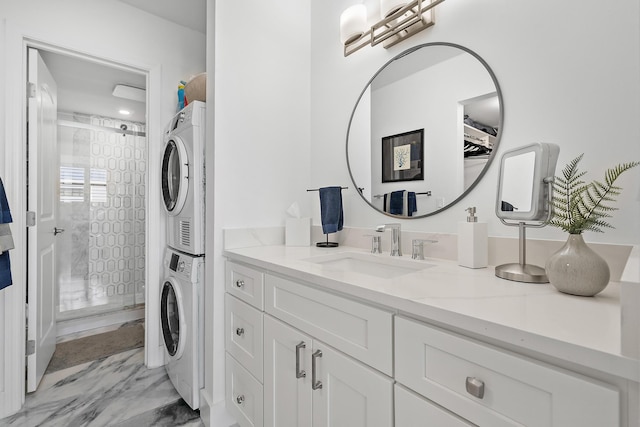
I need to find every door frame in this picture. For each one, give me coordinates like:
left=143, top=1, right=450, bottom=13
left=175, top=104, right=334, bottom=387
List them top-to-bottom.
left=0, top=28, right=164, bottom=416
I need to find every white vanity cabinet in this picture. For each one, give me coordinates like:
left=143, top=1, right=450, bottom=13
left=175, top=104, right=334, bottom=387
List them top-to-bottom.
left=225, top=255, right=629, bottom=427
left=226, top=261, right=394, bottom=427
left=225, top=262, right=265, bottom=427
left=264, top=315, right=393, bottom=427
left=395, top=316, right=620, bottom=427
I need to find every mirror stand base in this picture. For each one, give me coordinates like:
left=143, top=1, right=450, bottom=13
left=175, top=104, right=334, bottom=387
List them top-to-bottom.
left=495, top=263, right=548, bottom=283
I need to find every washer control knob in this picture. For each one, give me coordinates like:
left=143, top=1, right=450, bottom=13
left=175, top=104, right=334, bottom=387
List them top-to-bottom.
left=177, top=261, right=185, bottom=272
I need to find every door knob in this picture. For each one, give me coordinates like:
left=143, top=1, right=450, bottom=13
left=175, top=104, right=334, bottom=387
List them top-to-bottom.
left=53, top=227, right=65, bottom=236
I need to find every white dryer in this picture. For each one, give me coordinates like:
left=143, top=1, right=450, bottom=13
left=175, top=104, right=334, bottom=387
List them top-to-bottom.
left=162, top=101, right=206, bottom=256
left=160, top=248, right=204, bottom=409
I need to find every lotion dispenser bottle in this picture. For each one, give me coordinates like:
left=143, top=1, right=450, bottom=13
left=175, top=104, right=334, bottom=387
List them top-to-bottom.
left=458, top=207, right=488, bottom=268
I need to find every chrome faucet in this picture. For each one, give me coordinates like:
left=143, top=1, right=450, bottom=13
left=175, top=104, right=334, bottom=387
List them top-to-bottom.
left=376, top=223, right=402, bottom=256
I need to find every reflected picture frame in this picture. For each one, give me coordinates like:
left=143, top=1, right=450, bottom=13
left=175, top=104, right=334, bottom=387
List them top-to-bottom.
left=381, top=129, right=424, bottom=183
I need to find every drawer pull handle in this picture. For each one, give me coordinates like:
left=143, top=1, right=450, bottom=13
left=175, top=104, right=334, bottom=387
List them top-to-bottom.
left=235, top=280, right=244, bottom=288
left=235, top=327, right=245, bottom=337
left=295, top=342, right=306, bottom=379
left=312, top=350, right=323, bottom=390
left=465, top=377, right=485, bottom=399
left=236, top=394, right=245, bottom=405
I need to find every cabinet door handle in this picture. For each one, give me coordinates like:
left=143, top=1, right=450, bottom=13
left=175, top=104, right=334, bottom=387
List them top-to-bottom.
left=235, top=279, right=244, bottom=288
left=235, top=327, right=245, bottom=337
left=295, top=341, right=306, bottom=379
left=312, top=350, right=323, bottom=390
left=465, top=376, right=485, bottom=399
left=236, top=394, right=245, bottom=405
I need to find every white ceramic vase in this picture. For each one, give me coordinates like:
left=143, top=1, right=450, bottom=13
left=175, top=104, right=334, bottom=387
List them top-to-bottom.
left=545, top=234, right=610, bottom=297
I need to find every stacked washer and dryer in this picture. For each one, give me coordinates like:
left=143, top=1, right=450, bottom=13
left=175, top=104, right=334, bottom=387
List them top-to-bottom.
left=160, top=101, right=206, bottom=410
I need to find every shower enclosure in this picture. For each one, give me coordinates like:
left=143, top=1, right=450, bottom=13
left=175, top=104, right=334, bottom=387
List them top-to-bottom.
left=56, top=112, right=146, bottom=322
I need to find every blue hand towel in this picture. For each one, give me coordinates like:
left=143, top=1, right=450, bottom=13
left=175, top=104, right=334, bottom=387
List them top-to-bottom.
left=0, top=178, right=12, bottom=224
left=0, top=178, right=12, bottom=290
left=319, top=186, right=343, bottom=234
left=389, top=190, right=404, bottom=215
left=408, top=192, right=417, bottom=217
left=0, top=252, right=11, bottom=290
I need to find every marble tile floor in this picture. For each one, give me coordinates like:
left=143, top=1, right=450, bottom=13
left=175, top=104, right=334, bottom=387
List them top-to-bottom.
left=1, top=348, right=205, bottom=427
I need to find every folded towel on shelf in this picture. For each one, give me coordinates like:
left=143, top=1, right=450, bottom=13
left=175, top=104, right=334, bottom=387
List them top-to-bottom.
left=0, top=178, right=12, bottom=290
left=319, top=186, right=344, bottom=234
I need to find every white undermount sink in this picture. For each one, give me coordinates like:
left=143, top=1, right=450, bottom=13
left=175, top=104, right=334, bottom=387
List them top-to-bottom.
left=306, top=251, right=435, bottom=279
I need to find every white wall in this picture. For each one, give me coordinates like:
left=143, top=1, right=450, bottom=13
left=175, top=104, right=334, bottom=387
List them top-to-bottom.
left=0, top=0, right=205, bottom=417
left=208, top=0, right=312, bottom=416
left=310, top=0, right=640, bottom=245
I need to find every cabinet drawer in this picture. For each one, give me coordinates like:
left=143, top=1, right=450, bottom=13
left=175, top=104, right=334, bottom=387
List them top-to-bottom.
left=226, top=261, right=264, bottom=310
left=264, top=274, right=393, bottom=375
left=225, top=294, right=263, bottom=382
left=395, top=317, right=619, bottom=427
left=226, top=352, right=264, bottom=427
left=395, top=384, right=474, bottom=427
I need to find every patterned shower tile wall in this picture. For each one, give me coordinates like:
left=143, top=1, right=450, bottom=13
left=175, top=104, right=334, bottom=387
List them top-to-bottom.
left=57, top=113, right=146, bottom=315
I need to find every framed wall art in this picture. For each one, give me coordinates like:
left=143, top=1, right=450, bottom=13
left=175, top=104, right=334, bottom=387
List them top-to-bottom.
left=381, top=129, right=424, bottom=183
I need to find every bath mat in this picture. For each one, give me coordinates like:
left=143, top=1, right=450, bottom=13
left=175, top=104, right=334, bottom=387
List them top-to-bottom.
left=46, top=322, right=145, bottom=373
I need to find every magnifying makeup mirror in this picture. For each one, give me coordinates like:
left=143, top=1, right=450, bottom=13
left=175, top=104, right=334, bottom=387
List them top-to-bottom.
left=495, top=143, right=560, bottom=283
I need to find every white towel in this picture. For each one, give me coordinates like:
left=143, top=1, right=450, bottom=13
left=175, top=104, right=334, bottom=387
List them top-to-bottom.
left=0, top=224, right=14, bottom=253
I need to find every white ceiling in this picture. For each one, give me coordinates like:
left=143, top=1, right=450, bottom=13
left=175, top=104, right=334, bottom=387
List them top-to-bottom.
left=41, top=0, right=205, bottom=124
left=117, top=0, right=206, bottom=34
left=41, top=50, right=147, bottom=123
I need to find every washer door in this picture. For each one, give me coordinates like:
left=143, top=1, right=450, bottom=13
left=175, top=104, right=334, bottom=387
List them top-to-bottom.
left=161, top=137, right=189, bottom=215
left=160, top=278, right=186, bottom=360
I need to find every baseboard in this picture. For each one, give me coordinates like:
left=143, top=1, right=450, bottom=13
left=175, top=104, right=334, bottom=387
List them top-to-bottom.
left=199, top=389, right=237, bottom=427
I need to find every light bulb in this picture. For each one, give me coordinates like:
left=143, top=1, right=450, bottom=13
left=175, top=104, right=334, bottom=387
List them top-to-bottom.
left=340, top=4, right=367, bottom=45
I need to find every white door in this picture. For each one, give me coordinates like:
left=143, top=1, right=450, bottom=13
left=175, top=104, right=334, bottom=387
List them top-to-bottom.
left=27, top=48, right=58, bottom=392
left=264, top=315, right=313, bottom=427
left=311, top=342, right=393, bottom=427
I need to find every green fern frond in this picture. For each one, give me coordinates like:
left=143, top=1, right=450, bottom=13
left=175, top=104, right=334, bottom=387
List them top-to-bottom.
left=549, top=155, right=639, bottom=234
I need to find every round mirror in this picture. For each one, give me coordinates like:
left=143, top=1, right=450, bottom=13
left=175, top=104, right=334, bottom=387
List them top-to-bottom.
left=346, top=42, right=503, bottom=218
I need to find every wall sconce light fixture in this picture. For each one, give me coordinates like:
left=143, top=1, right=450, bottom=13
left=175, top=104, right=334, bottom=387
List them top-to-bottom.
left=340, top=0, right=447, bottom=57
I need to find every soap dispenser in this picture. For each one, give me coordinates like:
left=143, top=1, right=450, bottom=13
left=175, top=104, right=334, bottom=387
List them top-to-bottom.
left=458, top=207, right=488, bottom=269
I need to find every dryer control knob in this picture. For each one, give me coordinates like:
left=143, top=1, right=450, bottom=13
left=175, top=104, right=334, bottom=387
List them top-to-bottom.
left=177, top=261, right=185, bottom=272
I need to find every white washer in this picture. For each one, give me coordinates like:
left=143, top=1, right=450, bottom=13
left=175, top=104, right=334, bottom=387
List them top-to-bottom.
left=162, top=101, right=206, bottom=256
left=160, top=248, right=204, bottom=410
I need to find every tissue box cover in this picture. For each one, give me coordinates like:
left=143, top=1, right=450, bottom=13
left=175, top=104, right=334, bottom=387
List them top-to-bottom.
left=286, top=218, right=311, bottom=246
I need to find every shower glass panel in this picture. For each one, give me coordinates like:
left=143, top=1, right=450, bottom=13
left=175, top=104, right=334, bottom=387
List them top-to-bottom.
left=57, top=112, right=146, bottom=321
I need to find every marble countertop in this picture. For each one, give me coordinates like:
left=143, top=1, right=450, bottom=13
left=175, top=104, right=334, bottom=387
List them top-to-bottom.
left=223, top=245, right=639, bottom=382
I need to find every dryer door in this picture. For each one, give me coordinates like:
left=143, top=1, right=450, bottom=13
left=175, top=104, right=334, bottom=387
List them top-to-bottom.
left=161, top=137, right=189, bottom=215
left=160, top=278, right=186, bottom=360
